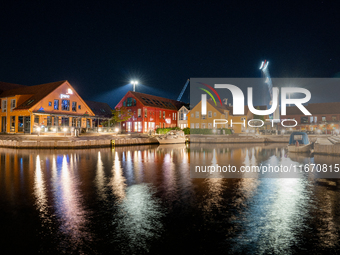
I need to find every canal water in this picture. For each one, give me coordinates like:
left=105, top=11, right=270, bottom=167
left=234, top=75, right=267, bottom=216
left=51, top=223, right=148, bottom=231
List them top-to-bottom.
left=1, top=144, right=340, bottom=254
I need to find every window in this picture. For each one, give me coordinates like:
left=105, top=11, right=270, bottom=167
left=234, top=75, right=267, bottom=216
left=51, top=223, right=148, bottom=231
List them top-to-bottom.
left=126, top=98, right=136, bottom=107
left=10, top=99, right=16, bottom=111
left=2, top=100, right=7, bottom=112
left=54, top=100, right=59, bottom=110
left=61, top=100, right=70, bottom=111
left=49, top=101, right=52, bottom=106
left=72, top=102, right=77, bottom=112
left=78, top=105, right=81, bottom=110
left=138, top=109, right=141, bottom=118
left=144, top=109, right=147, bottom=118
left=159, top=111, right=161, bottom=119
left=163, top=111, right=165, bottom=119
left=196, top=111, right=199, bottom=118
left=208, top=111, right=212, bottom=118
left=214, top=112, right=216, bottom=117
left=172, top=113, right=174, bottom=120
left=183, top=113, right=187, bottom=120
left=191, top=113, right=194, bottom=118
left=202, top=114, right=206, bottom=119
left=10, top=116, right=15, bottom=132
left=18, top=116, right=24, bottom=132
left=34, top=116, right=39, bottom=125
left=47, top=116, right=52, bottom=126
left=310, top=116, right=313, bottom=123
left=314, top=116, right=317, bottom=123
left=322, top=116, right=326, bottom=122
left=332, top=116, right=337, bottom=121
left=54, top=117, right=59, bottom=126
left=62, top=117, right=69, bottom=126
left=301, top=117, right=308, bottom=124
left=191, top=123, right=194, bottom=128
left=196, top=123, right=199, bottom=128
left=202, top=123, right=206, bottom=128
left=208, top=123, right=212, bottom=129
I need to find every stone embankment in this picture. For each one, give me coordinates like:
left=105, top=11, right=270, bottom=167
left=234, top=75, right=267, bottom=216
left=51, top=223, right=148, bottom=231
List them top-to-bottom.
left=0, top=134, right=159, bottom=149
left=314, top=136, right=340, bottom=156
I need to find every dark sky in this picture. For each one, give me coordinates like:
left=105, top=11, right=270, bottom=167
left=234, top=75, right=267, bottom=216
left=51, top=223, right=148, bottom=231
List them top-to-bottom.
left=1, top=0, right=340, bottom=108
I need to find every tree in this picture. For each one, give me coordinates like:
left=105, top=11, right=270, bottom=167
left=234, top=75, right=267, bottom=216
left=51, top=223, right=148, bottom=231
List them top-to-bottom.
left=111, top=106, right=133, bottom=130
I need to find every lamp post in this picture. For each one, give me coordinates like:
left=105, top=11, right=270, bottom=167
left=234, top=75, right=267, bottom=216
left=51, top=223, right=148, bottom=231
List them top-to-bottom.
left=131, top=80, right=138, bottom=92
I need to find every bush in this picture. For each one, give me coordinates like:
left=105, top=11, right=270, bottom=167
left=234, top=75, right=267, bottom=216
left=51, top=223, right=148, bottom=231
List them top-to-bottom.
left=156, top=127, right=180, bottom=134
left=183, top=127, right=190, bottom=134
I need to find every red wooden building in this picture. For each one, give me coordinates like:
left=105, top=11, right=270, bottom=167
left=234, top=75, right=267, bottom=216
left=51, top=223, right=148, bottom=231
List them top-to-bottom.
left=115, top=91, right=186, bottom=133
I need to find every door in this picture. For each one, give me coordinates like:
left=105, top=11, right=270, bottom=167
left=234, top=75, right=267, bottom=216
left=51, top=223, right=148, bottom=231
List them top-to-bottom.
left=24, top=116, right=30, bottom=133
left=1, top=117, right=6, bottom=132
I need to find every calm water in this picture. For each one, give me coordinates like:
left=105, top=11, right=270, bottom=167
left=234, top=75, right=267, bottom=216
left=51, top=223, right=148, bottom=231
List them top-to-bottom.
left=1, top=144, right=340, bottom=254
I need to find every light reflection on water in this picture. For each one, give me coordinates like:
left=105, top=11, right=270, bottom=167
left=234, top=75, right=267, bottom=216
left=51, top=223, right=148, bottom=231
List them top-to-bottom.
left=1, top=144, right=340, bottom=254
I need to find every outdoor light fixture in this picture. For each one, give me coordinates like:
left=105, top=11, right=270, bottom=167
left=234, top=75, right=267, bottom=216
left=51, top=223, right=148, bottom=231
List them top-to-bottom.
left=131, top=80, right=138, bottom=92
left=36, top=127, right=41, bottom=132
left=63, top=128, right=67, bottom=132
left=115, top=128, right=119, bottom=132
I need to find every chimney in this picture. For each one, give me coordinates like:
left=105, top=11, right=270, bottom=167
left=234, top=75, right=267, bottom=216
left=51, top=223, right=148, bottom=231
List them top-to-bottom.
left=222, top=98, right=228, bottom=105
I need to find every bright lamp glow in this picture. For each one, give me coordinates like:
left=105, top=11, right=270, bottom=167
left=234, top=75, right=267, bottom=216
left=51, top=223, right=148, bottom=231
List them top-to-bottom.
left=36, top=127, right=41, bottom=132
left=63, top=128, right=67, bottom=132
left=115, top=128, right=119, bottom=132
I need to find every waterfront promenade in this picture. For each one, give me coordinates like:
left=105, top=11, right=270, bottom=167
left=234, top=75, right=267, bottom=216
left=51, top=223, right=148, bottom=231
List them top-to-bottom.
left=1, top=133, right=340, bottom=156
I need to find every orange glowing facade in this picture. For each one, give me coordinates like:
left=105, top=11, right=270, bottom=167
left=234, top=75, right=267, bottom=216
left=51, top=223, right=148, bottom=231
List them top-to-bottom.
left=0, top=80, right=95, bottom=134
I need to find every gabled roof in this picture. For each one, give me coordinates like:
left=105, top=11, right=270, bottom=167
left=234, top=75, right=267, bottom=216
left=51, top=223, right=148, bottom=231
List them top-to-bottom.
left=0, top=80, right=66, bottom=110
left=0, top=81, right=26, bottom=94
left=125, top=91, right=186, bottom=110
left=85, top=100, right=113, bottom=118
left=286, top=102, right=340, bottom=115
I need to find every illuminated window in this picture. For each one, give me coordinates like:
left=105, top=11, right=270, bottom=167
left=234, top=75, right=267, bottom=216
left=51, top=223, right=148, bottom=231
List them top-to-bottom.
left=54, top=99, right=59, bottom=110
left=61, top=100, right=70, bottom=111
left=72, top=102, right=77, bottom=112
left=138, top=109, right=141, bottom=118
left=144, top=109, right=147, bottom=118
left=163, top=111, right=165, bottom=119
left=10, top=116, right=15, bottom=132
left=322, top=116, right=326, bottom=121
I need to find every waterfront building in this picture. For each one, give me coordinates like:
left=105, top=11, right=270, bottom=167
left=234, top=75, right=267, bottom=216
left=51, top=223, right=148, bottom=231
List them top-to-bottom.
left=0, top=80, right=95, bottom=134
left=115, top=91, right=186, bottom=133
left=189, top=98, right=267, bottom=133
left=285, top=102, right=340, bottom=134
left=177, top=105, right=190, bottom=129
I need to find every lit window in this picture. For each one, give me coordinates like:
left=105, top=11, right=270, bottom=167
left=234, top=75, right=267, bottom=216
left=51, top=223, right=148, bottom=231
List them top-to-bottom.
left=54, top=99, right=59, bottom=110
left=61, top=100, right=70, bottom=111
left=72, top=102, right=77, bottom=112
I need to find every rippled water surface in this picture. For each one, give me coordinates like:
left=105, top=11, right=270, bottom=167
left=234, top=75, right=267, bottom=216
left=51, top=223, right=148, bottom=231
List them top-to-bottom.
left=1, top=144, right=340, bottom=254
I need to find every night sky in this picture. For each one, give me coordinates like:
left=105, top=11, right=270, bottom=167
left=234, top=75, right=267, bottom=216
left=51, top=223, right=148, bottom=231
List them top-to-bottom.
left=1, top=1, right=340, bottom=108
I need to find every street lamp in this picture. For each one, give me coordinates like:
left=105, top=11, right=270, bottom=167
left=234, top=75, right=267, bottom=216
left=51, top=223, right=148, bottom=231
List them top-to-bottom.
left=131, top=80, right=138, bottom=92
